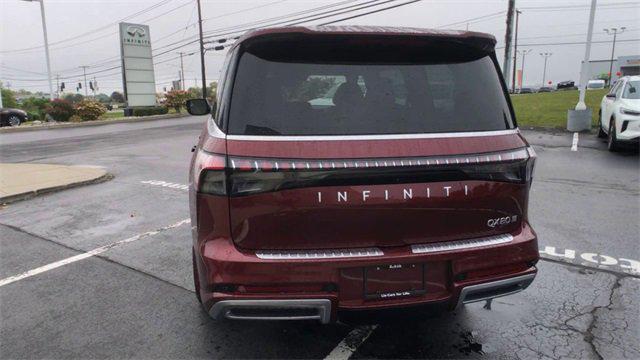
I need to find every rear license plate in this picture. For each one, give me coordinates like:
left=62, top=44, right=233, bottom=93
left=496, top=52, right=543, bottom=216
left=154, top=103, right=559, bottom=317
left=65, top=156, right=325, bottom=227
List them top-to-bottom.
left=364, top=263, right=425, bottom=300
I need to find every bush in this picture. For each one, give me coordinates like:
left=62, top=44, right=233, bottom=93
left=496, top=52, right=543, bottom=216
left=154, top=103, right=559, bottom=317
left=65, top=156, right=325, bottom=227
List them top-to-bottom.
left=163, top=90, right=191, bottom=112
left=21, top=97, right=50, bottom=120
left=45, top=99, right=75, bottom=122
left=75, top=99, right=107, bottom=121
left=132, top=106, right=168, bottom=117
left=26, top=111, right=40, bottom=121
left=69, top=115, right=83, bottom=123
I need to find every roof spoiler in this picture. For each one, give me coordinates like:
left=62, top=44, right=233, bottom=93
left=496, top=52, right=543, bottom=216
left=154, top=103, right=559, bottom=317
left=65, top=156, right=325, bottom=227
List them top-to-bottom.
left=233, top=26, right=497, bottom=64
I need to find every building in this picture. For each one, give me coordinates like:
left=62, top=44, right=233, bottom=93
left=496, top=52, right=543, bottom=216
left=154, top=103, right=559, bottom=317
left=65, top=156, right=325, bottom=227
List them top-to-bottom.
left=582, top=55, right=640, bottom=84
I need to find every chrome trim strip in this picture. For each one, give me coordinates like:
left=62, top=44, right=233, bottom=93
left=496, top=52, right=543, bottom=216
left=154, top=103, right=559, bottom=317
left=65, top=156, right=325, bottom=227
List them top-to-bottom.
left=226, top=129, right=520, bottom=142
left=411, top=234, right=513, bottom=254
left=256, top=247, right=384, bottom=260
left=456, top=273, right=536, bottom=308
left=209, top=299, right=332, bottom=324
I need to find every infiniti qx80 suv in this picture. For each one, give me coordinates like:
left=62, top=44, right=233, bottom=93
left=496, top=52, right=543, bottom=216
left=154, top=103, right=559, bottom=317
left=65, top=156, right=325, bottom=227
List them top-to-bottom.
left=186, top=26, right=539, bottom=324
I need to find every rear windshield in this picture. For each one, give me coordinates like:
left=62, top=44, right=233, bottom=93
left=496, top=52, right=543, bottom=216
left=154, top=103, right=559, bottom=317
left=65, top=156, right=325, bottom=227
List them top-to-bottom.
left=227, top=52, right=514, bottom=136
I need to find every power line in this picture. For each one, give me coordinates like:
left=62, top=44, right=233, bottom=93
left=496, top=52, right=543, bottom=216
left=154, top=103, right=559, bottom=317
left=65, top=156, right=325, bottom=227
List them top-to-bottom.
left=2, top=0, right=176, bottom=54
left=519, top=2, right=639, bottom=11
left=435, top=10, right=506, bottom=29
left=495, top=38, right=640, bottom=49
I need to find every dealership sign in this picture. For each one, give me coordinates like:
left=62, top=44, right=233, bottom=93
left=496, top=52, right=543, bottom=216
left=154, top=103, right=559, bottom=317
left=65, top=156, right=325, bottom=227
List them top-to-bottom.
left=119, top=23, right=157, bottom=107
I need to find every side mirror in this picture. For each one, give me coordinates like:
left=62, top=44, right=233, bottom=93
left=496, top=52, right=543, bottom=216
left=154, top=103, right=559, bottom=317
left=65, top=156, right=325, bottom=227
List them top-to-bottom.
left=606, top=93, right=616, bottom=99
left=186, top=99, right=211, bottom=115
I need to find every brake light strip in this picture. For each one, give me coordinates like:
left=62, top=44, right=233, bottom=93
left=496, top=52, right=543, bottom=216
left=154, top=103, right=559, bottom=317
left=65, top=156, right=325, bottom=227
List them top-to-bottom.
left=228, top=148, right=529, bottom=172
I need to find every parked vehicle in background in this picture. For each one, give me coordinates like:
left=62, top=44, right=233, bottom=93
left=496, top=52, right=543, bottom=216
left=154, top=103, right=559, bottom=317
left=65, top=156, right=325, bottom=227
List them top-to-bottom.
left=186, top=26, right=539, bottom=324
left=598, top=75, right=640, bottom=151
left=587, top=79, right=606, bottom=89
left=556, top=80, right=575, bottom=90
left=519, top=87, right=534, bottom=94
left=538, top=87, right=553, bottom=93
left=0, top=108, right=28, bottom=127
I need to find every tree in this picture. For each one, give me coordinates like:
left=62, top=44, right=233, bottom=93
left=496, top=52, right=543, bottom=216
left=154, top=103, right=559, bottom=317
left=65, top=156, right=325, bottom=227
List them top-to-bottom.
left=1, top=88, right=18, bottom=108
left=163, top=90, right=191, bottom=112
left=110, top=91, right=125, bottom=103
left=62, top=93, right=84, bottom=104
left=95, top=93, right=111, bottom=104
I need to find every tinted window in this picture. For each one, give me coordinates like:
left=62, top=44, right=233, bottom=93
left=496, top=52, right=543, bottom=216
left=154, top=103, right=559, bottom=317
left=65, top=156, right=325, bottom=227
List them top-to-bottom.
left=228, top=53, right=514, bottom=136
left=623, top=80, right=639, bottom=99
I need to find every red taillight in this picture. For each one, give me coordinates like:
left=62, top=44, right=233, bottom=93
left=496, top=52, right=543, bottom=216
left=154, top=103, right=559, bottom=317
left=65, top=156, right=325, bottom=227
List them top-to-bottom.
left=193, top=147, right=536, bottom=197
left=194, top=150, right=227, bottom=196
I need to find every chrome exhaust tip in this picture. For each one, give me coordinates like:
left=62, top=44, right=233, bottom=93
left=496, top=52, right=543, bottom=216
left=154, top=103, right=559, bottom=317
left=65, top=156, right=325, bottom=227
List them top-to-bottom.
left=457, top=272, right=536, bottom=308
left=209, top=299, right=332, bottom=324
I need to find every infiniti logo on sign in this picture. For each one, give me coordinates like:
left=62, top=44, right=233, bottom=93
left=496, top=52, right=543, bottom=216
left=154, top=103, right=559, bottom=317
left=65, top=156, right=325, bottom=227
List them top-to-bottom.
left=126, top=26, right=146, bottom=37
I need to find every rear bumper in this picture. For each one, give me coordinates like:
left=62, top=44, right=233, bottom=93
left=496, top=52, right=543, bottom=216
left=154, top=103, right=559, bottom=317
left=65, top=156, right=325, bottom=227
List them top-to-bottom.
left=194, top=223, right=539, bottom=323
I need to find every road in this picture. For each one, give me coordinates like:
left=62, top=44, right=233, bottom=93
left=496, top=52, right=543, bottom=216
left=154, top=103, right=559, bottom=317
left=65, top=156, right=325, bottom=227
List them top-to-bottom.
left=1, top=117, right=638, bottom=359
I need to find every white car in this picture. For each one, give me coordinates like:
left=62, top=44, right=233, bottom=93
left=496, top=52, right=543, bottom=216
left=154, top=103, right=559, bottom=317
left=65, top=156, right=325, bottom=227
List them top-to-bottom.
left=598, top=75, right=640, bottom=151
left=588, top=79, right=606, bottom=89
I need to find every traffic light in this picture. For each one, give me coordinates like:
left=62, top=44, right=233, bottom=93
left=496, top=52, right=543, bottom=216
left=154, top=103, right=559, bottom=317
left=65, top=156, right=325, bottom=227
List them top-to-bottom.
left=89, top=81, right=94, bottom=91
left=60, top=82, right=65, bottom=91
left=78, top=82, right=82, bottom=89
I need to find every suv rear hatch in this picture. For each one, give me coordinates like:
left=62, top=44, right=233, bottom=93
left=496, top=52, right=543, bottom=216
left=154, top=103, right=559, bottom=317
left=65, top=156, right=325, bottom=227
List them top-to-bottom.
left=208, top=27, right=534, bottom=250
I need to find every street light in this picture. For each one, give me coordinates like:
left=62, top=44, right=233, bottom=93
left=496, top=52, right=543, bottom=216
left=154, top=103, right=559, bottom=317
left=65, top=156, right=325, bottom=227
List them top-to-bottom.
left=21, top=0, right=54, bottom=101
left=603, top=27, right=626, bottom=86
left=540, top=52, right=552, bottom=87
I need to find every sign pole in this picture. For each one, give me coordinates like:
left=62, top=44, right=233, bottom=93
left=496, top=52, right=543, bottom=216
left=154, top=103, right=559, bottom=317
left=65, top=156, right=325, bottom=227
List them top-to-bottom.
left=576, top=0, right=597, bottom=110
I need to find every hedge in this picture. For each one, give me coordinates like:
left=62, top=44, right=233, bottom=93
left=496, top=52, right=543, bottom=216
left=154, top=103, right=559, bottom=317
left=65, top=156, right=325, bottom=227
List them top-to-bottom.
left=132, top=106, right=169, bottom=116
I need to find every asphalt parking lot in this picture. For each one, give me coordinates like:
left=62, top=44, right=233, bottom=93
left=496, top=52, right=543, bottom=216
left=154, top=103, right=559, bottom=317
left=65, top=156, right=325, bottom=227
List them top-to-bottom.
left=1, top=116, right=638, bottom=359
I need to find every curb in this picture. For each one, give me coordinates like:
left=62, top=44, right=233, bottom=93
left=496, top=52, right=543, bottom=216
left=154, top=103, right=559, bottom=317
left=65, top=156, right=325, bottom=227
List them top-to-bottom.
left=0, top=113, right=189, bottom=134
left=0, top=172, right=114, bottom=205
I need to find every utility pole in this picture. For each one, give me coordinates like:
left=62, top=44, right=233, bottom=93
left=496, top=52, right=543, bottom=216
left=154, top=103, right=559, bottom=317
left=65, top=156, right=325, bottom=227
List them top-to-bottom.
left=21, top=0, right=54, bottom=100
left=196, top=0, right=207, bottom=98
left=502, top=0, right=516, bottom=81
left=575, top=0, right=597, bottom=111
left=511, top=9, right=522, bottom=92
left=603, top=27, right=625, bottom=86
left=517, top=49, right=532, bottom=91
left=179, top=52, right=185, bottom=91
left=540, top=53, right=552, bottom=87
left=79, top=66, right=89, bottom=96
left=55, top=74, right=59, bottom=98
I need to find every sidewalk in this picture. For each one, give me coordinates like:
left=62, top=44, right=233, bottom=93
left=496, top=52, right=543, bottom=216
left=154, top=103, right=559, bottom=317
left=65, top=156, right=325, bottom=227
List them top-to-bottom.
left=0, top=164, right=111, bottom=204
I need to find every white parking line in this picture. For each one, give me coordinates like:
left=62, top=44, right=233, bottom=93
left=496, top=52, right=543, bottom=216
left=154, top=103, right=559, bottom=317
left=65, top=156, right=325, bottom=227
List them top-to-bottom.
left=571, top=132, right=579, bottom=151
left=140, top=180, right=188, bottom=191
left=0, top=219, right=190, bottom=288
left=325, top=325, right=378, bottom=360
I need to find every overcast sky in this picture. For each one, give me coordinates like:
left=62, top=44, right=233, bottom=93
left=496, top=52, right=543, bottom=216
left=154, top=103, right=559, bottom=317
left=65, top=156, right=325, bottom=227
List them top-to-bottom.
left=1, top=0, right=639, bottom=95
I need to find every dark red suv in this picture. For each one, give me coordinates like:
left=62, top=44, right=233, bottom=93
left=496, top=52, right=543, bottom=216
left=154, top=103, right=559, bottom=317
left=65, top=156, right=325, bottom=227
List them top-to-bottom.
left=187, top=26, right=539, bottom=324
